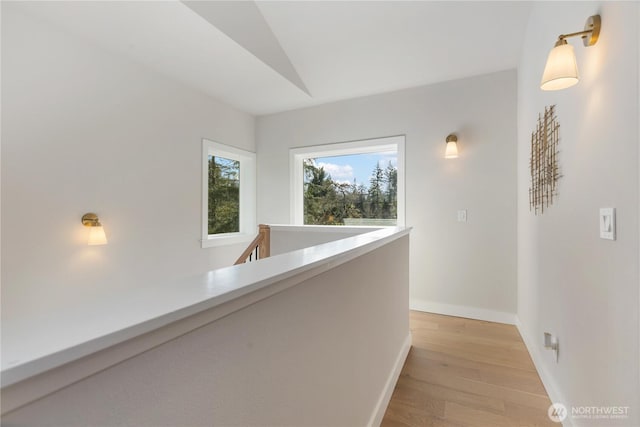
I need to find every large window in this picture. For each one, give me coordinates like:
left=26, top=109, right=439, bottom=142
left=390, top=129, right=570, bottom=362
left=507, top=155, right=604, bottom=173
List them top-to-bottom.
left=290, top=135, right=405, bottom=226
left=202, top=139, right=256, bottom=247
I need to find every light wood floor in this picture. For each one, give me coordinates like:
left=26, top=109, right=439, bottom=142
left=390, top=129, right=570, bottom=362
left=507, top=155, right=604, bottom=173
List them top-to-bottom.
left=381, top=311, right=554, bottom=427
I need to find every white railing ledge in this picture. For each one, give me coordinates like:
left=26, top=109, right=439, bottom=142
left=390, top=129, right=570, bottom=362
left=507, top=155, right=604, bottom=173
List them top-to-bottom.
left=268, top=224, right=385, bottom=233
left=1, top=226, right=411, bottom=389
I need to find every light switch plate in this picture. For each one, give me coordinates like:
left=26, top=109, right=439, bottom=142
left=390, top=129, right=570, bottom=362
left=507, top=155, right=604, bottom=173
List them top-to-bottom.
left=599, top=208, right=615, bottom=240
left=457, top=210, right=467, bottom=222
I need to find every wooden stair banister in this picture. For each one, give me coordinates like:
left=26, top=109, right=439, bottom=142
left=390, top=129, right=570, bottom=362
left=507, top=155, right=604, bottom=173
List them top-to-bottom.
left=234, top=224, right=271, bottom=265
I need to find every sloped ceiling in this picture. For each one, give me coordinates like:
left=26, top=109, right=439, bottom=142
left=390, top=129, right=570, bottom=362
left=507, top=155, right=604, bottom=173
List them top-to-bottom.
left=6, top=1, right=532, bottom=115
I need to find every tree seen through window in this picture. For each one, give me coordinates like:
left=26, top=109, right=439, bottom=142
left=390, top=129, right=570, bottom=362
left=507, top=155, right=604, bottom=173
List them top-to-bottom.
left=303, top=152, right=398, bottom=226
left=208, top=155, right=240, bottom=234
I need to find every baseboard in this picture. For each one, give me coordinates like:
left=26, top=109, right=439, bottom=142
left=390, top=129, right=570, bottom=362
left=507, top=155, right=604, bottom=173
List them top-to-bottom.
left=410, top=299, right=517, bottom=325
left=515, top=317, right=572, bottom=426
left=368, top=331, right=411, bottom=427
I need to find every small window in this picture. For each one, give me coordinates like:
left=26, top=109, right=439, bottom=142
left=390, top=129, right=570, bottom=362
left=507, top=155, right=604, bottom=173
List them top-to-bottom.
left=290, top=136, right=405, bottom=226
left=202, top=139, right=256, bottom=247
left=208, top=156, right=240, bottom=234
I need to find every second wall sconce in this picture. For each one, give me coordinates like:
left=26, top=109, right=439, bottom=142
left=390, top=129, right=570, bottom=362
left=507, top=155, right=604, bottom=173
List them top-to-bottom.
left=540, top=15, right=601, bottom=91
left=445, top=134, right=459, bottom=159
left=82, top=213, right=108, bottom=246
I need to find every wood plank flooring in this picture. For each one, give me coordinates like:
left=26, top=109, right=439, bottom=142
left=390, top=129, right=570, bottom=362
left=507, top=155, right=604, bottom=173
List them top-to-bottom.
left=381, top=311, right=554, bottom=427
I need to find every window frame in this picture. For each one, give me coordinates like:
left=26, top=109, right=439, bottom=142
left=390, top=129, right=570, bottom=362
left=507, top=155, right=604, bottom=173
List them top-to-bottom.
left=289, top=135, right=406, bottom=226
left=202, top=139, right=256, bottom=248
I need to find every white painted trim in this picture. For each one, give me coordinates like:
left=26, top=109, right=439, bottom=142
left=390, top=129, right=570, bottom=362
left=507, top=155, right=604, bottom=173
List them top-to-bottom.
left=289, top=135, right=406, bottom=226
left=269, top=224, right=382, bottom=234
left=200, top=232, right=255, bottom=247
left=410, top=299, right=516, bottom=325
left=515, top=316, right=572, bottom=427
left=368, top=332, right=411, bottom=427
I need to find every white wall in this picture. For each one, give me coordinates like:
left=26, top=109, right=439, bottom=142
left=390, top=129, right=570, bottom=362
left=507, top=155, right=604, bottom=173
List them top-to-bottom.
left=517, top=2, right=639, bottom=425
left=1, top=6, right=255, bottom=321
left=257, top=70, right=518, bottom=321
left=269, top=225, right=378, bottom=256
left=2, top=236, right=410, bottom=426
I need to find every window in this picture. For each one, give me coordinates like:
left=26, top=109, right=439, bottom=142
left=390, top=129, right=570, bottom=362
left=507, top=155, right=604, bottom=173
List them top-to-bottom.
left=290, top=135, right=405, bottom=226
left=202, top=139, right=256, bottom=247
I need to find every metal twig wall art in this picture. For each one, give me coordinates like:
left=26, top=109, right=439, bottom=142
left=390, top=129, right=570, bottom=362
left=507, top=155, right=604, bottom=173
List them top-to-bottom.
left=529, top=105, right=562, bottom=215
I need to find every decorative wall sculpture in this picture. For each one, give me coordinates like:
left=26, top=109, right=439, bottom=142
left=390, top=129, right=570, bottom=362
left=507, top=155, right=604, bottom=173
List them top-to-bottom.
left=529, top=105, right=561, bottom=215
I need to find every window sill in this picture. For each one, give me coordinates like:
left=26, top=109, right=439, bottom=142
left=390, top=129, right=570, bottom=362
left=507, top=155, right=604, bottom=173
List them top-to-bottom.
left=201, top=233, right=254, bottom=248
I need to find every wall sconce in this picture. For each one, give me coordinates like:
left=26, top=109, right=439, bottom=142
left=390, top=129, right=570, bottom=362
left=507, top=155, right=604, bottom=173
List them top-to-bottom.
left=540, top=15, right=601, bottom=91
left=444, top=134, right=459, bottom=159
left=81, top=213, right=108, bottom=245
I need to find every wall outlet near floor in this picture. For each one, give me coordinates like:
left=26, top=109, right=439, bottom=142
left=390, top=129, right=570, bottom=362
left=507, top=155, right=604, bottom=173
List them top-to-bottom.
left=599, top=208, right=616, bottom=240
left=457, top=209, right=467, bottom=222
left=544, top=332, right=559, bottom=362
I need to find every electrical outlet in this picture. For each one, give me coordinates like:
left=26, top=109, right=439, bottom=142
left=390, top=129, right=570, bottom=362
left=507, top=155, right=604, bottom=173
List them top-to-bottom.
left=600, top=208, right=616, bottom=240
left=457, top=210, right=467, bottom=222
left=544, top=332, right=559, bottom=362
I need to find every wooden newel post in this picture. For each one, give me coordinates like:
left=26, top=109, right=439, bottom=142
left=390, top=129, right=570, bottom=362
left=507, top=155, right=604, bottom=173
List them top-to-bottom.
left=258, top=224, right=270, bottom=258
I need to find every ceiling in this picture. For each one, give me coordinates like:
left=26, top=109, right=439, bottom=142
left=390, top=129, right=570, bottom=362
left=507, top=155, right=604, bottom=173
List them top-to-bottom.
left=8, top=1, right=532, bottom=116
